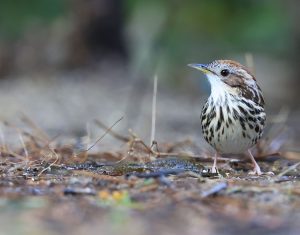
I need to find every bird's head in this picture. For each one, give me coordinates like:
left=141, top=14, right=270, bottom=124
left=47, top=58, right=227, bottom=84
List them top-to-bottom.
left=188, top=60, right=264, bottom=105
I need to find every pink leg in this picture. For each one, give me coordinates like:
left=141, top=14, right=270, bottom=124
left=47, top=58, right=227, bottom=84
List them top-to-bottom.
left=247, top=149, right=262, bottom=175
left=211, top=153, right=219, bottom=173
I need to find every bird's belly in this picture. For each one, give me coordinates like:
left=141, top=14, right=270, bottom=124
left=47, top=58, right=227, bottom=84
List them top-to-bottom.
left=203, top=120, right=258, bottom=154
left=214, top=126, right=255, bottom=154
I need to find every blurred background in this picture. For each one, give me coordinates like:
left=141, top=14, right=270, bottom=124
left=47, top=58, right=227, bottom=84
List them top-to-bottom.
left=0, top=0, right=299, bottom=145
left=0, top=2, right=300, bottom=235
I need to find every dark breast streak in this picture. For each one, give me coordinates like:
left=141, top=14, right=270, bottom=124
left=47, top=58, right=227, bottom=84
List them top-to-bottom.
left=240, top=85, right=264, bottom=106
left=200, top=97, right=266, bottom=152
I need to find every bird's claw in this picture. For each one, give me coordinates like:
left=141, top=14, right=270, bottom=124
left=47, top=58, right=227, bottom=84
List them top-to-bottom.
left=248, top=168, right=262, bottom=175
left=248, top=170, right=261, bottom=175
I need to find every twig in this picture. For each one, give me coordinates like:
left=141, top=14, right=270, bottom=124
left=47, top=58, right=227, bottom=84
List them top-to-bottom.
left=20, top=113, right=50, bottom=142
left=79, top=117, right=124, bottom=153
left=94, top=119, right=129, bottom=142
left=0, top=124, right=7, bottom=154
left=18, top=133, right=29, bottom=162
left=131, top=138, right=240, bottom=162
left=35, top=148, right=59, bottom=179
left=276, top=161, right=300, bottom=178
left=201, top=182, right=228, bottom=198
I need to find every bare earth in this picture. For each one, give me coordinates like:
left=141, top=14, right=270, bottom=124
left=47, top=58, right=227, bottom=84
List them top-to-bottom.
left=0, top=72, right=299, bottom=235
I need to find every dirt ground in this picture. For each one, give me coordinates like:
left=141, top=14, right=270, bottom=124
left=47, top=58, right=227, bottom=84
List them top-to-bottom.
left=0, top=72, right=299, bottom=235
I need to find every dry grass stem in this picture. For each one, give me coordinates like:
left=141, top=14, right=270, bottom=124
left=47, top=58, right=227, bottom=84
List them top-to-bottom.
left=150, top=74, right=158, bottom=146
left=79, top=116, right=124, bottom=153
left=94, top=119, right=129, bottom=142
left=276, top=161, right=300, bottom=178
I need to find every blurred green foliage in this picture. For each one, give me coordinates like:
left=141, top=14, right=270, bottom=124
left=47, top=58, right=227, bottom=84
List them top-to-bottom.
left=0, top=0, right=66, bottom=39
left=0, top=0, right=293, bottom=81
left=0, top=0, right=290, bottom=51
left=125, top=0, right=292, bottom=84
left=126, top=0, right=290, bottom=52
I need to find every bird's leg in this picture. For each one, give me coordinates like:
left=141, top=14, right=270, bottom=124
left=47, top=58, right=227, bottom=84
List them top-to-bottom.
left=247, top=149, right=262, bottom=175
left=211, top=152, right=219, bottom=173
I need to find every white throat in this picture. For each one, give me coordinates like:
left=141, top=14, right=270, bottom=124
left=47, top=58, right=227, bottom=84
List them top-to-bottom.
left=206, top=74, right=230, bottom=105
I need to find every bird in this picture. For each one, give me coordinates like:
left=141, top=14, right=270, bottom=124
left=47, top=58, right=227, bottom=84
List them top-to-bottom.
left=188, top=60, right=266, bottom=175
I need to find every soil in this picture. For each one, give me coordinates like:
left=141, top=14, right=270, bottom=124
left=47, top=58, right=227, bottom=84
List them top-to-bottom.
left=0, top=72, right=299, bottom=235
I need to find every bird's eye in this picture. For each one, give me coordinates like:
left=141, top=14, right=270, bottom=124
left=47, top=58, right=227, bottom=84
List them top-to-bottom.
left=220, top=69, right=229, bottom=77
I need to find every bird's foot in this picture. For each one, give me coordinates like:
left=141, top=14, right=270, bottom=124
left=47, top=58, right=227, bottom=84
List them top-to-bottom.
left=211, top=153, right=219, bottom=174
left=248, top=165, right=262, bottom=175
left=211, top=166, right=219, bottom=174
left=262, top=171, right=275, bottom=176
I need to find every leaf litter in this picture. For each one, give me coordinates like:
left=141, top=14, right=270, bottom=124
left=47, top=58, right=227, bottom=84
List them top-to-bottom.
left=0, top=113, right=299, bottom=235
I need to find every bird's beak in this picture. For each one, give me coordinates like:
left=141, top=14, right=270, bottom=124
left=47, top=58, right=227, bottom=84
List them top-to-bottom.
left=188, top=64, right=211, bottom=74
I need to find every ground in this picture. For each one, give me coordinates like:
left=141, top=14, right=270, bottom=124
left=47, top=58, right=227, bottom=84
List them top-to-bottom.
left=0, top=73, right=299, bottom=235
